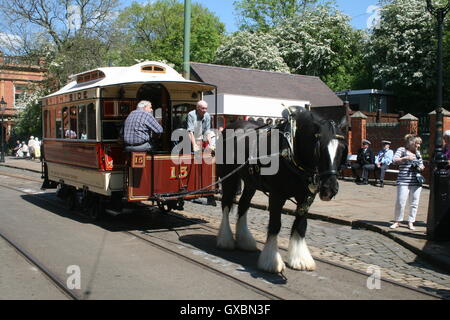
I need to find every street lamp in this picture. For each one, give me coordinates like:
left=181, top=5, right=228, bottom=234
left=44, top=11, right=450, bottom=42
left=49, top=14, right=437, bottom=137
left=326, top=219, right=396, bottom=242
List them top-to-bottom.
left=426, top=0, right=450, bottom=240
left=0, top=96, right=6, bottom=163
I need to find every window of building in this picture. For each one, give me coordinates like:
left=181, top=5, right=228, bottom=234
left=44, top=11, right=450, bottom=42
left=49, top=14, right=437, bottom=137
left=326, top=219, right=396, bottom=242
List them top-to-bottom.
left=14, top=84, right=28, bottom=108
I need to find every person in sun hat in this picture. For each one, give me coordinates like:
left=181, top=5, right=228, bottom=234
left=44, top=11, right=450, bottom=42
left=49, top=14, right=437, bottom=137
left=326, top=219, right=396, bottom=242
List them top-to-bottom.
left=374, top=140, right=394, bottom=188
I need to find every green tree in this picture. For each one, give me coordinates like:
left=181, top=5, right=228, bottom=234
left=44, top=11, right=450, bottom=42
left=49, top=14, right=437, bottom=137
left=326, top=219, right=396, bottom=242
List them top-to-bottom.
left=0, top=0, right=120, bottom=88
left=111, top=0, right=225, bottom=71
left=233, top=0, right=318, bottom=32
left=214, top=31, right=290, bottom=72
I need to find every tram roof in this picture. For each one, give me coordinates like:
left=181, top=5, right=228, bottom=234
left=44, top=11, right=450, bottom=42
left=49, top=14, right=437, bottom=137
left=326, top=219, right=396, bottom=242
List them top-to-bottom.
left=44, top=61, right=216, bottom=98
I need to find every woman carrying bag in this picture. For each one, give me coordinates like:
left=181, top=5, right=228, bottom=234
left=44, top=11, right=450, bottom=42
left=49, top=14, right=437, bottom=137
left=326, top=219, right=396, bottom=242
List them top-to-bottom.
left=389, top=134, right=425, bottom=231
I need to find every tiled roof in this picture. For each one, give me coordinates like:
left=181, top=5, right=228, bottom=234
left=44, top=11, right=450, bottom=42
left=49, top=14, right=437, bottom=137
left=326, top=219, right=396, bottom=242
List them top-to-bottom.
left=190, top=62, right=343, bottom=107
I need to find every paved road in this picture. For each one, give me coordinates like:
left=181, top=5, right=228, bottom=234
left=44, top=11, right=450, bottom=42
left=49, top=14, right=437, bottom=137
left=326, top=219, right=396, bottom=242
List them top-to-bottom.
left=0, top=167, right=439, bottom=300
left=182, top=200, right=450, bottom=299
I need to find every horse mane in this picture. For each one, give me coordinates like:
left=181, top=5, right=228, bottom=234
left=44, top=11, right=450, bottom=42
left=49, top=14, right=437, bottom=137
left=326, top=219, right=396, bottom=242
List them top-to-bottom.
left=294, top=109, right=338, bottom=144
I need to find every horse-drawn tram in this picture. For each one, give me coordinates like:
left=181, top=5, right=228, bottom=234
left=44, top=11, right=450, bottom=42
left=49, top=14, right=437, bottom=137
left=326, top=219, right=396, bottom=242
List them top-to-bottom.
left=41, top=61, right=218, bottom=219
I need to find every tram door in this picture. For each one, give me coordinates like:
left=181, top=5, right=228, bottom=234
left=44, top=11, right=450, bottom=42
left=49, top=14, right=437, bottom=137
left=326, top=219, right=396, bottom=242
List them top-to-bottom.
left=136, top=83, right=171, bottom=151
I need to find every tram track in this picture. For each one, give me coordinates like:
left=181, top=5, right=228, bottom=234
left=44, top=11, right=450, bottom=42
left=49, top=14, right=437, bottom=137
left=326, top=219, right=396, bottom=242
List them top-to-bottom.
left=0, top=171, right=443, bottom=300
left=0, top=175, right=283, bottom=300
left=159, top=208, right=444, bottom=300
left=0, top=230, right=80, bottom=300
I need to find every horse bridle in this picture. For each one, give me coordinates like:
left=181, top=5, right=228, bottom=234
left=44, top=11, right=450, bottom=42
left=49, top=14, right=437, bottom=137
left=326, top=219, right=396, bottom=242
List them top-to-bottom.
left=280, top=114, right=345, bottom=180
left=314, top=132, right=346, bottom=178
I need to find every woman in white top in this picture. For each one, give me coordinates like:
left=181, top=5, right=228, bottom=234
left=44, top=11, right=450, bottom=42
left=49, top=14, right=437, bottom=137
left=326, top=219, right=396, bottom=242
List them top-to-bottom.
left=390, top=134, right=425, bottom=230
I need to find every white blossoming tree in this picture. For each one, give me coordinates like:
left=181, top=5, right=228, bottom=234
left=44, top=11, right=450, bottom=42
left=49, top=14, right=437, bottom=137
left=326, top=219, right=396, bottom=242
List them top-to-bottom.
left=366, top=0, right=439, bottom=111
left=215, top=4, right=365, bottom=91
left=272, top=4, right=366, bottom=91
left=215, top=31, right=290, bottom=73
left=13, top=84, right=48, bottom=140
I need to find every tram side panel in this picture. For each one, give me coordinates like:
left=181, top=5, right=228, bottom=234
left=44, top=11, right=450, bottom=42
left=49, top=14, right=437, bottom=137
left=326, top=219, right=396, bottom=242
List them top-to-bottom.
left=43, top=140, right=125, bottom=196
left=128, top=153, right=217, bottom=202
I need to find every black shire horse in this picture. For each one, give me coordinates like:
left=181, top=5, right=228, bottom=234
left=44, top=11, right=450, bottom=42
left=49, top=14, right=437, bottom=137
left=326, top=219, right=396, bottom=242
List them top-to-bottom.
left=216, top=107, right=348, bottom=273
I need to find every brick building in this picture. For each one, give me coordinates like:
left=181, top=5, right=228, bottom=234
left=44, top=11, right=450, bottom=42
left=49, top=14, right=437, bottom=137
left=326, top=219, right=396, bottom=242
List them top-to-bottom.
left=0, top=52, right=46, bottom=142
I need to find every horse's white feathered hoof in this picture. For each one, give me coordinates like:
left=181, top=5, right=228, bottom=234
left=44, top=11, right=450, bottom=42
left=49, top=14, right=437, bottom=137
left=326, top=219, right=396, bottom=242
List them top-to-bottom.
left=217, top=207, right=235, bottom=250
left=235, top=213, right=258, bottom=251
left=217, top=226, right=235, bottom=250
left=236, top=232, right=257, bottom=251
left=287, top=232, right=316, bottom=271
left=257, top=236, right=285, bottom=273
left=258, top=250, right=285, bottom=273
left=288, top=256, right=316, bottom=271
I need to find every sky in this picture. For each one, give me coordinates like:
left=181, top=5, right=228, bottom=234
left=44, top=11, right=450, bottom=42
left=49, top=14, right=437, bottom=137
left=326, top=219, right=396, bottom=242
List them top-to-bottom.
left=125, top=0, right=381, bottom=33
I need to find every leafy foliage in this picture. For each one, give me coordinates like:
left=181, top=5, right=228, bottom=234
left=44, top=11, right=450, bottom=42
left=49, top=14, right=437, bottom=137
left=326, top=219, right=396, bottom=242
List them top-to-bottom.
left=0, top=0, right=120, bottom=88
left=110, top=0, right=225, bottom=71
left=233, top=0, right=318, bottom=32
left=366, top=0, right=447, bottom=112
left=217, top=3, right=365, bottom=91
left=272, top=4, right=366, bottom=91
left=13, top=85, right=48, bottom=139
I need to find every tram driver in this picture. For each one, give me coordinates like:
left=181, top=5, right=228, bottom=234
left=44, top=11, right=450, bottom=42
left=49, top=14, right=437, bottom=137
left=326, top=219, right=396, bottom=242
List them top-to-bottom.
left=122, top=100, right=163, bottom=152
left=186, top=100, right=215, bottom=152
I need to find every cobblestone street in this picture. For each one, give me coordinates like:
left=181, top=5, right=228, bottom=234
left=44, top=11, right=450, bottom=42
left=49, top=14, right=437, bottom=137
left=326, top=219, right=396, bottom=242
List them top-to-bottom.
left=182, top=200, right=450, bottom=299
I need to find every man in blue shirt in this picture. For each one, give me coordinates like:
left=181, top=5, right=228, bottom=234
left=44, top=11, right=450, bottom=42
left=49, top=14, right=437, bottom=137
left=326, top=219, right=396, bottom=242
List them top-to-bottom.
left=123, top=100, right=163, bottom=152
left=186, top=100, right=213, bottom=152
left=375, top=140, right=394, bottom=187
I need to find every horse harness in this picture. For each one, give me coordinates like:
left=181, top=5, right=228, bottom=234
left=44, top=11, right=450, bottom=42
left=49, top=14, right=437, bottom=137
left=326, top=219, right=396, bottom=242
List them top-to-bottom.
left=246, top=107, right=345, bottom=195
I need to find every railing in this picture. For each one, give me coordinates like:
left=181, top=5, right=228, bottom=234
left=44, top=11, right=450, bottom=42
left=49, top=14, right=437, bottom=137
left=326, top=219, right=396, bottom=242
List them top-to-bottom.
left=366, top=122, right=399, bottom=128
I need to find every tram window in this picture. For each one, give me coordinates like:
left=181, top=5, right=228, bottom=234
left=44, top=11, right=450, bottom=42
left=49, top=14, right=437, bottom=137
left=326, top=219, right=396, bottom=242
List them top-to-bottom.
left=87, top=103, right=96, bottom=140
left=172, top=104, right=195, bottom=130
left=78, top=105, right=87, bottom=139
left=69, top=106, right=77, bottom=139
left=55, top=107, right=63, bottom=139
left=63, top=107, right=76, bottom=139
left=154, top=107, right=163, bottom=125
left=43, top=110, right=50, bottom=138
left=217, top=116, right=225, bottom=129
left=257, top=117, right=264, bottom=124
left=266, top=118, right=273, bottom=125
left=102, top=121, right=122, bottom=140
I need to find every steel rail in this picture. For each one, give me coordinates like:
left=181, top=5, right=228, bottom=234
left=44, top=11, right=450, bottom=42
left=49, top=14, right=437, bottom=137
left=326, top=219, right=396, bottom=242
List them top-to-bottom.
left=0, top=171, right=444, bottom=300
left=0, top=175, right=283, bottom=300
left=161, top=208, right=445, bottom=300
left=0, top=230, right=81, bottom=300
left=124, top=230, right=285, bottom=300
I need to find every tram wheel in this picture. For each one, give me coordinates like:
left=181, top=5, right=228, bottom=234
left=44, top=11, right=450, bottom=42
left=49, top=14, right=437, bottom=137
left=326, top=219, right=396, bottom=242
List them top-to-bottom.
left=56, top=184, right=69, bottom=199
left=65, top=187, right=77, bottom=211
left=87, top=196, right=105, bottom=221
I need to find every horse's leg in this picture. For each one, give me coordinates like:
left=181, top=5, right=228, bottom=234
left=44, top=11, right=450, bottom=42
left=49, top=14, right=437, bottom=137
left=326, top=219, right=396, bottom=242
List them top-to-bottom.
left=217, top=173, right=239, bottom=250
left=235, top=183, right=257, bottom=251
left=257, top=194, right=286, bottom=273
left=287, top=198, right=316, bottom=271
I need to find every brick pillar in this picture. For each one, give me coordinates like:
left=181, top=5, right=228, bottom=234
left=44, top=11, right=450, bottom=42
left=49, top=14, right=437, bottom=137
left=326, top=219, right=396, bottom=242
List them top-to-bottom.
left=429, top=108, right=450, bottom=156
left=350, top=111, right=368, bottom=154
left=399, top=113, right=419, bottom=136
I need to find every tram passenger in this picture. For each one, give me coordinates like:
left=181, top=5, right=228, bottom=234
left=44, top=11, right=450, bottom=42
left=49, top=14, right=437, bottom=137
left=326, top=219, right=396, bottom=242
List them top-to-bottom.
left=122, top=100, right=163, bottom=152
left=186, top=100, right=215, bottom=152
left=186, top=100, right=217, bottom=206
